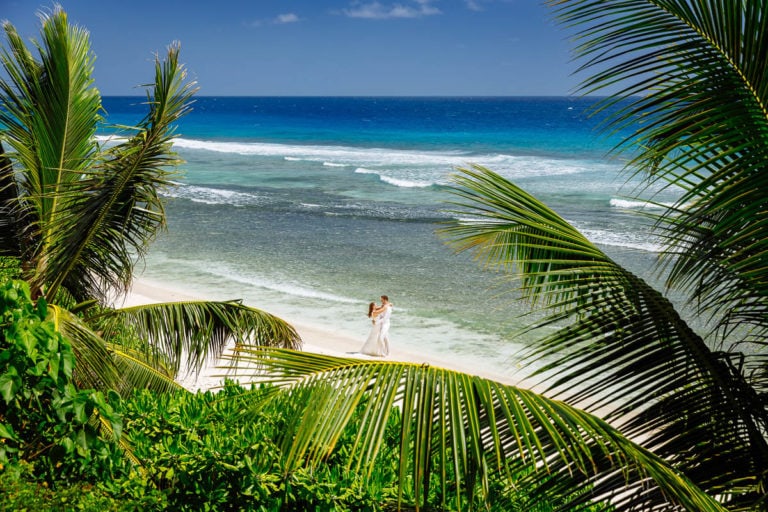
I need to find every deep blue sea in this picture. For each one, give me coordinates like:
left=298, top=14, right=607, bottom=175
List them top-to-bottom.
left=100, top=96, right=676, bottom=378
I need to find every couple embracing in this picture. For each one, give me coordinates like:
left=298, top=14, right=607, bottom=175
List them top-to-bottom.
left=360, top=295, right=392, bottom=357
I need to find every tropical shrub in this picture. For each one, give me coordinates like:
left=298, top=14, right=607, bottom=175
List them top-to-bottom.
left=0, top=257, right=19, bottom=282
left=0, top=273, right=618, bottom=510
left=0, top=279, right=125, bottom=483
left=121, top=380, right=582, bottom=511
left=121, top=381, right=400, bottom=511
left=0, top=460, right=167, bottom=512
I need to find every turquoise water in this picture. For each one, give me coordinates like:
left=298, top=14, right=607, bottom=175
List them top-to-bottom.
left=101, top=97, right=675, bottom=379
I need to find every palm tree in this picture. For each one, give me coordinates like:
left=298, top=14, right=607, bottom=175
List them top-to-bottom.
left=225, top=0, right=766, bottom=510
left=0, top=7, right=300, bottom=393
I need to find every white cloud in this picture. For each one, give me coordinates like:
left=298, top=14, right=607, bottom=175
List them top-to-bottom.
left=343, top=1, right=441, bottom=19
left=246, top=13, right=300, bottom=27
left=274, top=13, right=300, bottom=24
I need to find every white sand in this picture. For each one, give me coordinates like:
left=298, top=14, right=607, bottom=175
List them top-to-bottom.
left=114, top=278, right=521, bottom=391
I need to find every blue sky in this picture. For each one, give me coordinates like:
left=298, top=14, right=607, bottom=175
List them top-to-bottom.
left=3, top=1, right=582, bottom=96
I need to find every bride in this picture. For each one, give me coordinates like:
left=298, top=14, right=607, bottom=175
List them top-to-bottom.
left=360, top=295, right=392, bottom=356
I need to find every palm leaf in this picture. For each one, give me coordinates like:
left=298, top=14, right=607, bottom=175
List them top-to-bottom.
left=548, top=0, right=768, bottom=344
left=0, top=9, right=197, bottom=303
left=0, top=10, right=101, bottom=291
left=42, top=42, right=196, bottom=303
left=439, top=165, right=768, bottom=506
left=94, top=300, right=302, bottom=377
left=48, top=303, right=121, bottom=391
left=49, top=304, right=183, bottom=394
left=108, top=344, right=185, bottom=394
left=226, top=347, right=726, bottom=512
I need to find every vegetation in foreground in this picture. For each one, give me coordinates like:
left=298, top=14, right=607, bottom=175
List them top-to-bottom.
left=2, top=0, right=767, bottom=510
left=2, top=279, right=606, bottom=511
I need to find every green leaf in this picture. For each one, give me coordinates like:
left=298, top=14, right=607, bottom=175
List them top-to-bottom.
left=17, top=327, right=37, bottom=359
left=0, top=366, right=19, bottom=403
left=72, top=392, right=93, bottom=424
left=0, top=422, right=19, bottom=442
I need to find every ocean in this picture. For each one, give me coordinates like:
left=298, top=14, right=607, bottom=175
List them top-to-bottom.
left=100, top=96, right=676, bottom=380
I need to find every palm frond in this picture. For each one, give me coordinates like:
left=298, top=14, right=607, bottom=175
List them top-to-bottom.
left=549, top=0, right=768, bottom=343
left=0, top=9, right=101, bottom=252
left=0, top=10, right=100, bottom=288
left=0, top=10, right=197, bottom=303
left=0, top=17, right=54, bottom=202
left=42, top=42, right=196, bottom=302
left=439, top=164, right=611, bottom=309
left=440, top=165, right=768, bottom=505
left=94, top=300, right=302, bottom=377
left=50, top=303, right=190, bottom=395
left=48, top=304, right=121, bottom=391
left=108, top=344, right=185, bottom=394
left=226, top=347, right=726, bottom=512
left=97, top=412, right=142, bottom=468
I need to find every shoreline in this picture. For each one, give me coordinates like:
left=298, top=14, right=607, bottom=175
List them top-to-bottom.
left=116, top=278, right=522, bottom=391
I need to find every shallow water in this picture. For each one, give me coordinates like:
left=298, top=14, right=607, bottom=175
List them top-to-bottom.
left=102, top=96, right=676, bottom=379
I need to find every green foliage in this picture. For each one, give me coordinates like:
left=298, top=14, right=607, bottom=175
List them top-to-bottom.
left=1, top=3, right=753, bottom=510
left=0, top=257, right=20, bottom=282
left=0, top=279, right=125, bottom=484
left=229, top=348, right=716, bottom=511
left=121, top=380, right=590, bottom=511
left=121, top=381, right=397, bottom=511
left=0, top=460, right=167, bottom=512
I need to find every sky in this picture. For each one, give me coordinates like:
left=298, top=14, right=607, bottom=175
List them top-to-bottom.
left=2, top=0, right=583, bottom=96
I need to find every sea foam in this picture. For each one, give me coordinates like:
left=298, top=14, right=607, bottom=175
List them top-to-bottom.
left=172, top=138, right=606, bottom=181
left=354, top=168, right=435, bottom=188
left=164, top=185, right=267, bottom=206
left=610, top=198, right=668, bottom=210
left=579, top=227, right=663, bottom=253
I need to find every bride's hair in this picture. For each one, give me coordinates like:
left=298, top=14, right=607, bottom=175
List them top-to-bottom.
left=367, top=302, right=376, bottom=318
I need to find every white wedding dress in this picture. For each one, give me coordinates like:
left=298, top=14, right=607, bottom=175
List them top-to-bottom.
left=360, top=304, right=392, bottom=356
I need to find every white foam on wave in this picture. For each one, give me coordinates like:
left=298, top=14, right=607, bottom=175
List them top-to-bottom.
left=95, top=134, right=129, bottom=146
left=172, top=137, right=604, bottom=181
left=173, top=137, right=468, bottom=165
left=355, top=168, right=435, bottom=188
left=379, top=176, right=433, bottom=188
left=164, top=184, right=266, bottom=206
left=610, top=198, right=668, bottom=210
left=449, top=215, right=662, bottom=252
left=452, top=216, right=505, bottom=225
left=580, top=228, right=663, bottom=253
left=249, top=278, right=359, bottom=304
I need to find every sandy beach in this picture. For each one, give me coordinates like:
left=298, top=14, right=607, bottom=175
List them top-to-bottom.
left=115, top=278, right=522, bottom=391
